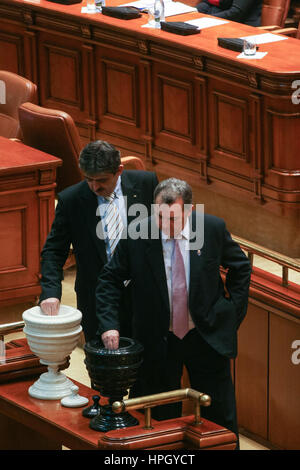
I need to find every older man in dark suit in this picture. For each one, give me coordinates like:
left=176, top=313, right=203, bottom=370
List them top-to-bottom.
left=39, top=140, right=158, bottom=342
left=95, top=177, right=251, bottom=446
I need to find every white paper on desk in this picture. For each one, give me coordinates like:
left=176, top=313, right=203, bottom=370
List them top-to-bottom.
left=122, top=0, right=197, bottom=17
left=164, top=1, right=197, bottom=16
left=81, top=6, right=102, bottom=13
left=185, top=17, right=229, bottom=29
left=240, top=32, right=288, bottom=45
left=237, top=51, right=268, bottom=59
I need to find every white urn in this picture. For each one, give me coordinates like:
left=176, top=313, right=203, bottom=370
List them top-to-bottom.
left=22, top=305, right=82, bottom=400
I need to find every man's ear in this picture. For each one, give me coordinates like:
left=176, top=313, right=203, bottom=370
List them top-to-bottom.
left=117, top=164, right=124, bottom=176
left=187, top=203, right=194, bottom=217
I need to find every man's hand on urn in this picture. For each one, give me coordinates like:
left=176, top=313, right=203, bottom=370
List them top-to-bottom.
left=40, top=298, right=60, bottom=316
left=101, top=330, right=120, bottom=350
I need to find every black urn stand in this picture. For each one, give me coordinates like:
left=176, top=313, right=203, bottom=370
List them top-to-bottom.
left=84, top=337, right=144, bottom=432
left=89, top=397, right=139, bottom=432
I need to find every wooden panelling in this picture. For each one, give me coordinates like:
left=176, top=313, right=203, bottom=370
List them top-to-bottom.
left=0, top=28, right=25, bottom=75
left=38, top=36, right=83, bottom=110
left=48, top=45, right=80, bottom=105
left=95, top=46, right=141, bottom=141
left=104, top=61, right=137, bottom=122
left=152, top=63, right=198, bottom=159
left=158, top=75, right=192, bottom=139
left=208, top=80, right=253, bottom=179
left=213, top=92, right=248, bottom=160
left=269, top=112, right=300, bottom=172
left=0, top=192, right=38, bottom=291
left=0, top=205, right=26, bottom=272
left=234, top=267, right=300, bottom=449
left=235, top=303, right=269, bottom=440
left=269, top=314, right=300, bottom=449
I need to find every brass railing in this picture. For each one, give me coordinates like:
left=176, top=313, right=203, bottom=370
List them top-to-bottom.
left=233, top=235, right=300, bottom=288
left=0, top=320, right=25, bottom=343
left=112, top=388, right=211, bottom=430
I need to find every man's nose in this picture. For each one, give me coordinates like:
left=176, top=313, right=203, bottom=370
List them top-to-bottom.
left=91, top=181, right=100, bottom=191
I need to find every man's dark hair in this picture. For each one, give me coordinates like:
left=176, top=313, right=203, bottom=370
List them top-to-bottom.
left=79, top=140, right=121, bottom=175
left=154, top=178, right=192, bottom=205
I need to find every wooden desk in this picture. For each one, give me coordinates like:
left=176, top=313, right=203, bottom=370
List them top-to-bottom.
left=0, top=0, right=299, bottom=255
left=0, top=137, right=61, bottom=307
left=0, top=377, right=237, bottom=450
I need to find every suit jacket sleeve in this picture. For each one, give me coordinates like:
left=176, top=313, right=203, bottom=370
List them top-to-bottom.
left=212, top=0, right=257, bottom=22
left=39, top=197, right=72, bottom=302
left=220, top=225, right=252, bottom=328
left=95, top=237, right=131, bottom=336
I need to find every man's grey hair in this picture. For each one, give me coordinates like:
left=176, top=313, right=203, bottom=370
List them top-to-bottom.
left=79, top=140, right=121, bottom=176
left=154, top=178, right=192, bottom=205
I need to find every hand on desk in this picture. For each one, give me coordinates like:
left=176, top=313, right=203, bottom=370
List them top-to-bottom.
left=40, top=298, right=60, bottom=316
left=101, top=330, right=120, bottom=350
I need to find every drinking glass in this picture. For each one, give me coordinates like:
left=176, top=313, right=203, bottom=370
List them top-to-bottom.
left=86, top=0, right=97, bottom=13
left=147, top=5, right=156, bottom=28
left=243, top=39, right=257, bottom=56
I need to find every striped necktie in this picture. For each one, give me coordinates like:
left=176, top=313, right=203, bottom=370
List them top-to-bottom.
left=104, top=192, right=124, bottom=260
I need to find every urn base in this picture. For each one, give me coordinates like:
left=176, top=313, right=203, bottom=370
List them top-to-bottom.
left=28, top=369, right=75, bottom=400
left=89, top=404, right=139, bottom=432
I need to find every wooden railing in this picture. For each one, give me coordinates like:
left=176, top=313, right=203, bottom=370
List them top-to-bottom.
left=233, top=235, right=300, bottom=288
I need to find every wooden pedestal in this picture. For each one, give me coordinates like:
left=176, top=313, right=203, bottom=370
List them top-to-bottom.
left=0, top=137, right=61, bottom=309
left=0, top=378, right=236, bottom=450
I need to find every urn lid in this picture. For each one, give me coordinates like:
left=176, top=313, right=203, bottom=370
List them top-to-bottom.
left=22, top=305, right=82, bottom=326
left=84, top=337, right=144, bottom=357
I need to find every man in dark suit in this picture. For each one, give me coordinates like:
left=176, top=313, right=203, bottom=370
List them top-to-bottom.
left=39, top=140, right=158, bottom=342
left=95, top=177, right=251, bottom=445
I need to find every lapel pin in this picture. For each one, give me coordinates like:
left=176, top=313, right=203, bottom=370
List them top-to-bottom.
left=133, top=194, right=137, bottom=198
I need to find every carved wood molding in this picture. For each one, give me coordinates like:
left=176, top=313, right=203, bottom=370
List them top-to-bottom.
left=0, top=3, right=22, bottom=22
left=22, top=8, right=34, bottom=26
left=35, top=13, right=80, bottom=36
left=81, top=24, right=92, bottom=40
left=93, top=27, right=138, bottom=52
left=23, top=29, right=38, bottom=83
left=137, top=39, right=149, bottom=55
left=150, top=44, right=194, bottom=67
left=193, top=56, right=205, bottom=71
left=139, top=59, right=153, bottom=162
left=205, top=59, right=250, bottom=87
left=247, top=71, right=258, bottom=88
left=260, top=76, right=300, bottom=95
left=249, top=93, right=264, bottom=202
left=39, top=169, right=55, bottom=186
left=0, top=172, right=37, bottom=191
left=37, top=190, right=55, bottom=249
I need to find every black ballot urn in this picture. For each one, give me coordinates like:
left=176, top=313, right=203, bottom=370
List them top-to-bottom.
left=83, top=337, right=144, bottom=432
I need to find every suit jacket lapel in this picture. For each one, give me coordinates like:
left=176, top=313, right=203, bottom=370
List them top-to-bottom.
left=121, top=172, right=142, bottom=223
left=79, top=181, right=107, bottom=264
left=189, top=212, right=205, bottom=303
left=144, top=218, right=170, bottom=314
